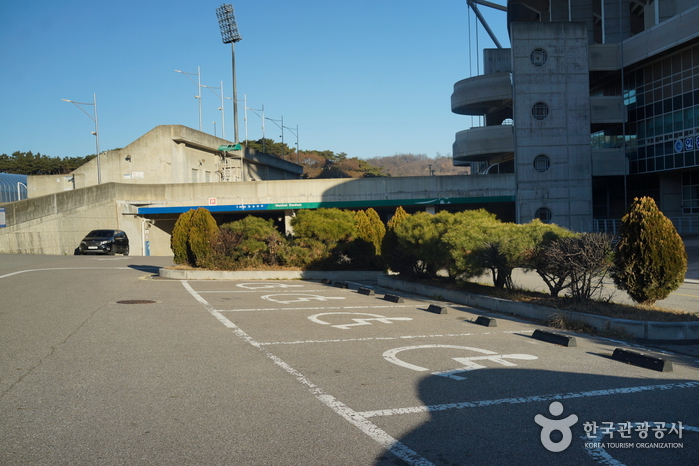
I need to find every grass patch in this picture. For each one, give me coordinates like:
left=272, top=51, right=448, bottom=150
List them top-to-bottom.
left=411, top=276, right=699, bottom=323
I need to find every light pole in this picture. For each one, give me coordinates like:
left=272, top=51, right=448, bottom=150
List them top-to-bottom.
left=216, top=4, right=242, bottom=143
left=175, top=67, right=202, bottom=131
left=203, top=81, right=226, bottom=139
left=62, top=93, right=101, bottom=184
left=244, top=102, right=266, bottom=152
left=266, top=116, right=284, bottom=159
left=283, top=123, right=299, bottom=164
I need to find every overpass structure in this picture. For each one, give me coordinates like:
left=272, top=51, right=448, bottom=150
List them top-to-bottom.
left=0, top=174, right=515, bottom=256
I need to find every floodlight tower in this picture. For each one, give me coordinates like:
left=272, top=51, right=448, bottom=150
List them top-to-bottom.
left=216, top=4, right=242, bottom=143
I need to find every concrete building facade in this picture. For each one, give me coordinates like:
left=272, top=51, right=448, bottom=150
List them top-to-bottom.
left=452, top=0, right=699, bottom=232
left=27, top=125, right=303, bottom=198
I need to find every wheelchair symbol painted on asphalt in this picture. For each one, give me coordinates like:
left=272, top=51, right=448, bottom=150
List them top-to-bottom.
left=237, top=282, right=305, bottom=289
left=261, top=294, right=346, bottom=304
left=308, top=312, right=413, bottom=330
left=383, top=344, right=538, bottom=380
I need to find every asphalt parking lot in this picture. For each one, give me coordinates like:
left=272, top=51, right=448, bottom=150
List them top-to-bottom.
left=1, top=255, right=698, bottom=465
left=182, top=278, right=699, bottom=465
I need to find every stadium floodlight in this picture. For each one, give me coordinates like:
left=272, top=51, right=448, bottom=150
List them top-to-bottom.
left=216, top=4, right=242, bottom=143
left=216, top=4, right=242, bottom=44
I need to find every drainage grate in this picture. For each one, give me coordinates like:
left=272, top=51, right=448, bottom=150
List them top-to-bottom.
left=116, top=300, right=157, bottom=305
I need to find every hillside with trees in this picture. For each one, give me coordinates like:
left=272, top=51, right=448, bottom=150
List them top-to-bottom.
left=244, top=138, right=468, bottom=179
left=3, top=142, right=467, bottom=179
left=0, top=151, right=96, bottom=175
left=365, top=153, right=470, bottom=177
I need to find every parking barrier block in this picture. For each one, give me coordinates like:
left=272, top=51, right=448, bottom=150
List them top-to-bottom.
left=321, top=278, right=331, bottom=284
left=333, top=281, right=349, bottom=289
left=358, top=287, right=376, bottom=296
left=383, top=294, right=404, bottom=303
left=426, top=304, right=447, bottom=314
left=475, top=316, right=497, bottom=327
left=532, top=329, right=577, bottom=347
left=611, top=348, right=673, bottom=372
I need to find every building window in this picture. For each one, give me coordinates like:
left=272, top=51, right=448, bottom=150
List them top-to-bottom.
left=530, top=48, right=548, bottom=66
left=532, top=102, right=549, bottom=120
left=533, top=155, right=551, bottom=172
left=192, top=168, right=198, bottom=183
left=682, top=170, right=699, bottom=214
left=205, top=171, right=212, bottom=182
left=535, top=207, right=552, bottom=223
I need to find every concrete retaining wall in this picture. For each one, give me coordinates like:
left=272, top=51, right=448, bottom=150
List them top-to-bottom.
left=378, top=277, right=699, bottom=341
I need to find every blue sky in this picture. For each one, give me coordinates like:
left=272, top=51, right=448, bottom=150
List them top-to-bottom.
left=1, top=0, right=509, bottom=161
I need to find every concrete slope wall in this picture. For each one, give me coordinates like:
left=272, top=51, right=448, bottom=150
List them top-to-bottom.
left=0, top=185, right=120, bottom=255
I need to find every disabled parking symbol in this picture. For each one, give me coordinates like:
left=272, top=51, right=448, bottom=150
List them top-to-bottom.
left=237, top=282, right=304, bottom=290
left=261, top=294, right=346, bottom=304
left=308, top=312, right=412, bottom=330
left=383, top=344, right=538, bottom=380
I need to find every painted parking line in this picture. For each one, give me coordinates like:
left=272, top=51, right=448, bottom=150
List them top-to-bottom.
left=0, top=267, right=131, bottom=280
left=181, top=280, right=436, bottom=466
left=182, top=280, right=699, bottom=465
left=218, top=304, right=418, bottom=312
left=257, top=330, right=535, bottom=346
left=356, top=381, right=699, bottom=418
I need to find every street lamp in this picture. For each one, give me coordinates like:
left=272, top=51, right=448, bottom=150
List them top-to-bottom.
left=216, top=3, right=242, bottom=143
left=175, top=67, right=202, bottom=131
left=203, top=81, right=226, bottom=139
left=62, top=93, right=101, bottom=184
left=266, top=116, right=284, bottom=159
left=283, top=124, right=299, bottom=164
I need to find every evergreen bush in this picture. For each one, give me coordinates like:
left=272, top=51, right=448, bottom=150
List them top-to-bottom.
left=611, top=197, right=687, bottom=305
left=381, top=206, right=416, bottom=276
left=187, top=208, right=219, bottom=267
left=290, top=208, right=357, bottom=270
left=171, top=209, right=196, bottom=265
left=219, top=216, right=286, bottom=268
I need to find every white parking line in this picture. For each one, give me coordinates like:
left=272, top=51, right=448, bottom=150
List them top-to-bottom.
left=0, top=267, right=131, bottom=280
left=181, top=280, right=436, bottom=466
left=198, top=289, right=340, bottom=293
left=218, top=305, right=417, bottom=312
left=258, top=330, right=534, bottom=346
left=357, top=381, right=699, bottom=418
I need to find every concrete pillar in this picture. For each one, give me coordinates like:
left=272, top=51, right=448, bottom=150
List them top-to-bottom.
left=425, top=205, right=436, bottom=215
left=284, top=209, right=295, bottom=235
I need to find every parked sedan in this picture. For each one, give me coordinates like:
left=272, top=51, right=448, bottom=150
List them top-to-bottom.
left=78, top=229, right=129, bottom=255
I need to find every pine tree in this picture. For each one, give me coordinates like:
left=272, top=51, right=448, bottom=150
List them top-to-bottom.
left=611, top=197, right=687, bottom=305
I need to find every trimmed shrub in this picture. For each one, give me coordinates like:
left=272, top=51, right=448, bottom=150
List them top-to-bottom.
left=611, top=197, right=687, bottom=305
left=382, top=206, right=415, bottom=276
left=188, top=208, right=219, bottom=267
left=290, top=208, right=358, bottom=270
left=354, top=208, right=386, bottom=255
left=171, top=209, right=196, bottom=265
left=441, top=209, right=501, bottom=279
left=218, top=216, right=286, bottom=268
left=522, top=222, right=577, bottom=297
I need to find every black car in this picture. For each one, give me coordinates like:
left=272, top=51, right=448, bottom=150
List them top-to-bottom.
left=78, top=229, right=130, bottom=255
